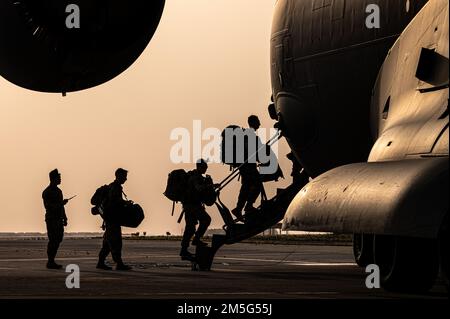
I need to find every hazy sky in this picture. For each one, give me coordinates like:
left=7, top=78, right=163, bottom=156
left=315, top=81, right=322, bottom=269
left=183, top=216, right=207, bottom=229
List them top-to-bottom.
left=0, top=0, right=293, bottom=235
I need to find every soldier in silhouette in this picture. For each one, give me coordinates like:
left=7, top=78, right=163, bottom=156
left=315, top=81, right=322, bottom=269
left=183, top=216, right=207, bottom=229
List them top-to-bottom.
left=231, top=115, right=263, bottom=220
left=180, top=159, right=218, bottom=260
left=97, top=168, right=132, bottom=271
left=42, top=169, right=69, bottom=269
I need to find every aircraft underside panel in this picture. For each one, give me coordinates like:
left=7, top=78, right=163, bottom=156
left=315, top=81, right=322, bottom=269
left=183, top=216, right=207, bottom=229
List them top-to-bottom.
left=283, top=158, right=449, bottom=239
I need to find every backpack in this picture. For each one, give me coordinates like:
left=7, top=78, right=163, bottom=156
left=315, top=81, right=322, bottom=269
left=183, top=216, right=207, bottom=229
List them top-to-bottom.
left=221, top=125, right=257, bottom=167
left=221, top=125, right=244, bottom=167
left=163, top=169, right=190, bottom=202
left=201, top=175, right=217, bottom=207
left=91, top=185, right=110, bottom=207
left=119, top=202, right=145, bottom=228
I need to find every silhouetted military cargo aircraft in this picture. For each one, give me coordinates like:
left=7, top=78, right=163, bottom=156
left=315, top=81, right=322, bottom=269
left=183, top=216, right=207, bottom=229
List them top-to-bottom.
left=0, top=0, right=165, bottom=93
left=0, top=0, right=448, bottom=294
left=271, top=0, right=448, bottom=293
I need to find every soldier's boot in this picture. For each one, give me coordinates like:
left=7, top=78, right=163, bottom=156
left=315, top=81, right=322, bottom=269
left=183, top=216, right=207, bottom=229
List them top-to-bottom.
left=244, top=205, right=258, bottom=213
left=231, top=208, right=244, bottom=222
left=192, top=238, right=208, bottom=247
left=180, top=247, right=194, bottom=261
left=96, top=260, right=113, bottom=270
left=46, top=261, right=63, bottom=269
left=116, top=262, right=132, bottom=271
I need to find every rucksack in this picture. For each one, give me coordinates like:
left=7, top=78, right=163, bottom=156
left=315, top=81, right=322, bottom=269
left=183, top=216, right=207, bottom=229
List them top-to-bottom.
left=221, top=125, right=259, bottom=167
left=221, top=125, right=244, bottom=168
left=163, top=169, right=190, bottom=202
left=201, top=175, right=217, bottom=207
left=91, top=185, right=110, bottom=206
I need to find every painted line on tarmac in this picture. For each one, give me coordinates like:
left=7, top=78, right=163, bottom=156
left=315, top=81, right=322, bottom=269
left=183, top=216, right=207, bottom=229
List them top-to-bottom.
left=132, top=255, right=355, bottom=266
left=134, top=255, right=355, bottom=266
left=0, top=256, right=355, bottom=266
left=215, top=256, right=355, bottom=266
left=0, top=257, right=97, bottom=262
left=289, top=262, right=356, bottom=266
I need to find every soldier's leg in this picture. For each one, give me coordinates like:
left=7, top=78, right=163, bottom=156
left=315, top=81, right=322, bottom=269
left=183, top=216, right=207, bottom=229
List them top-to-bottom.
left=244, top=180, right=262, bottom=211
left=233, top=181, right=250, bottom=220
left=236, top=181, right=250, bottom=211
left=193, top=207, right=211, bottom=242
left=181, top=209, right=197, bottom=256
left=46, top=221, right=63, bottom=268
left=46, top=222, right=55, bottom=262
left=57, top=223, right=64, bottom=251
left=108, top=224, right=123, bottom=264
left=108, top=225, right=131, bottom=270
left=117, top=226, right=123, bottom=259
left=98, top=232, right=111, bottom=263
left=97, top=233, right=113, bottom=270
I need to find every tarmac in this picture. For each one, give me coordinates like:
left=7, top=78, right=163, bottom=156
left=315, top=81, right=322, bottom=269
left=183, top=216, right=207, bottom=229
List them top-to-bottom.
left=0, top=239, right=447, bottom=299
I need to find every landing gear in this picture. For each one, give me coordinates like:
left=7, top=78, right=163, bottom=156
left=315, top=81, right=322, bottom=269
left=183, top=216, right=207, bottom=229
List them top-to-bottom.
left=352, top=233, right=374, bottom=267
left=373, top=235, right=439, bottom=293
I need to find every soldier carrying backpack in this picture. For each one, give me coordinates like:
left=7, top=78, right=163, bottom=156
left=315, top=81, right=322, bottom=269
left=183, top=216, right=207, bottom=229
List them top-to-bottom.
left=164, top=159, right=219, bottom=260
left=94, top=168, right=134, bottom=271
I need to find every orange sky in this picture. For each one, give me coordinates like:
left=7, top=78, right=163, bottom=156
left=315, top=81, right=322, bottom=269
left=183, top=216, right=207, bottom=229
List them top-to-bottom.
left=0, top=0, right=293, bottom=235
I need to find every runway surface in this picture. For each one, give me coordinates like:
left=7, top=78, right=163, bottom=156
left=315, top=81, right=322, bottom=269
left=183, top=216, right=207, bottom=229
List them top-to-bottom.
left=0, top=239, right=447, bottom=299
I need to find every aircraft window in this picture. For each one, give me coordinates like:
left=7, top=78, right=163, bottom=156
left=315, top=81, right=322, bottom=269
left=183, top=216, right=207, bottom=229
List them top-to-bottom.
left=313, top=0, right=332, bottom=11
left=332, top=0, right=345, bottom=20
left=416, top=48, right=449, bottom=86
left=382, top=97, right=391, bottom=120
left=439, top=108, right=449, bottom=120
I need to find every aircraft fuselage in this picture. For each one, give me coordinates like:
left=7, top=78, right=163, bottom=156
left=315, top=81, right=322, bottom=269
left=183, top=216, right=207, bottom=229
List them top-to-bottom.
left=271, top=0, right=428, bottom=177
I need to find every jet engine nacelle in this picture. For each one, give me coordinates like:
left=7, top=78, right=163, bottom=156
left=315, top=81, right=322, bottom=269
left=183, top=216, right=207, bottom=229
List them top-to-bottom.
left=0, top=0, right=165, bottom=93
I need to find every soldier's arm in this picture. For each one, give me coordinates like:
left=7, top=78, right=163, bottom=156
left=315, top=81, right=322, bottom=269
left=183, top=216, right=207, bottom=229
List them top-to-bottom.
left=195, top=175, right=219, bottom=192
